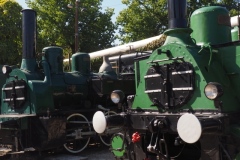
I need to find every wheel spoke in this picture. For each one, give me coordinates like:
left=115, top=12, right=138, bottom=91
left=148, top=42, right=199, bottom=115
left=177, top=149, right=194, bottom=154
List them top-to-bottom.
left=64, top=113, right=91, bottom=153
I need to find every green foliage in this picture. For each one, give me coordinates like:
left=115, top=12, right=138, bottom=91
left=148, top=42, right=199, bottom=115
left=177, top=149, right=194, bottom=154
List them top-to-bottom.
left=0, top=0, right=22, bottom=65
left=27, top=0, right=117, bottom=57
left=117, top=0, right=240, bottom=44
left=117, top=0, right=168, bottom=43
left=187, top=0, right=239, bottom=16
left=139, top=34, right=166, bottom=51
left=91, top=57, right=102, bottom=72
left=63, top=61, right=70, bottom=72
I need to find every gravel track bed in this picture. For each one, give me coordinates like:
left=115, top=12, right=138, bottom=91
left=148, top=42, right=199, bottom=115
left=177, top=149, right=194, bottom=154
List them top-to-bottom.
left=44, top=143, right=115, bottom=160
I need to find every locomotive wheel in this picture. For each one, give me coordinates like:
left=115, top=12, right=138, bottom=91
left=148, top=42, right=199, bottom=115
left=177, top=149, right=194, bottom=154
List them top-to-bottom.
left=99, top=111, right=120, bottom=146
left=63, top=113, right=91, bottom=153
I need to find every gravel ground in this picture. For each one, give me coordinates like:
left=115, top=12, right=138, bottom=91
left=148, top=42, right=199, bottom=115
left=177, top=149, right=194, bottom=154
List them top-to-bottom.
left=0, top=142, right=115, bottom=160
left=44, top=143, right=115, bottom=160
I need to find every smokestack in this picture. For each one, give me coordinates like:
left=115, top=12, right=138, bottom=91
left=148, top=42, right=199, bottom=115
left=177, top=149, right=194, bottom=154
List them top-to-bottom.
left=168, top=0, right=187, bottom=29
left=21, top=9, right=37, bottom=71
left=22, top=9, right=36, bottom=59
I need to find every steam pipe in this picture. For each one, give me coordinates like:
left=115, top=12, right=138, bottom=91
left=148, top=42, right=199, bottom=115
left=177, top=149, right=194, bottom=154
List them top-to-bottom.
left=231, top=15, right=240, bottom=27
left=89, top=34, right=163, bottom=59
left=109, top=51, right=151, bottom=62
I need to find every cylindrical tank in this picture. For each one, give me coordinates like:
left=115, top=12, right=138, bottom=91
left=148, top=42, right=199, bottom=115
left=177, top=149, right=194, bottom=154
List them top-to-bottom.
left=190, top=6, right=231, bottom=45
left=42, top=46, right=63, bottom=74
left=71, top=52, right=90, bottom=74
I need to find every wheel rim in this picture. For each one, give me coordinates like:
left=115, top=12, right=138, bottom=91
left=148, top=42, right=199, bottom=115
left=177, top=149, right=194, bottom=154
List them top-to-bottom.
left=63, top=113, right=91, bottom=153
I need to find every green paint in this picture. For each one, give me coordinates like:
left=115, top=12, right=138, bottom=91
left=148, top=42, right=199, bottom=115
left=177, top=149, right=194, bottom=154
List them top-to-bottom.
left=191, top=6, right=231, bottom=45
left=132, top=10, right=240, bottom=112
left=231, top=26, right=239, bottom=41
left=132, top=28, right=215, bottom=111
left=42, top=46, right=63, bottom=74
left=71, top=52, right=90, bottom=75
left=111, top=135, right=126, bottom=157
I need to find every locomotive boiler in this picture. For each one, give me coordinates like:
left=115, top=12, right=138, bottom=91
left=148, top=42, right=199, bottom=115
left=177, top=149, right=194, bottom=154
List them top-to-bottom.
left=93, top=0, right=240, bottom=159
left=0, top=8, right=143, bottom=157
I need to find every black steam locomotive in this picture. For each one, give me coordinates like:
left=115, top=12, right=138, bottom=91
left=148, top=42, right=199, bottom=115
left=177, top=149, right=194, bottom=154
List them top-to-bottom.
left=0, top=8, right=149, bottom=158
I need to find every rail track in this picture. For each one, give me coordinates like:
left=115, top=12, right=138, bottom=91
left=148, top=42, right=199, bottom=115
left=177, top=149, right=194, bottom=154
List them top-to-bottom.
left=1, top=141, right=114, bottom=160
left=44, top=143, right=114, bottom=160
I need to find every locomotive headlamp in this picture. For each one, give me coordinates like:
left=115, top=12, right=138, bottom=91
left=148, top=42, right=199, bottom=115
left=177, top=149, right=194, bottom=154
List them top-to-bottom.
left=2, top=65, right=12, bottom=75
left=204, top=82, right=223, bottom=100
left=111, top=90, right=125, bottom=104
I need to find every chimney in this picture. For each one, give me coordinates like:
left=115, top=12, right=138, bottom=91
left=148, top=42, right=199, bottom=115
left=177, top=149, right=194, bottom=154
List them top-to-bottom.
left=168, top=0, right=187, bottom=29
left=21, top=9, right=37, bottom=71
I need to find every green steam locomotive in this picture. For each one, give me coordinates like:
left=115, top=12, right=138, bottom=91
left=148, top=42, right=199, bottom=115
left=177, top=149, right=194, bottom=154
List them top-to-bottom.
left=93, top=0, right=240, bottom=159
left=0, top=9, right=143, bottom=157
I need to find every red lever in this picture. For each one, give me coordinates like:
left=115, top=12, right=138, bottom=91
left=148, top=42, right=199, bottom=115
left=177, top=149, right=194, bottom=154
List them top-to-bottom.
left=132, top=132, right=141, bottom=143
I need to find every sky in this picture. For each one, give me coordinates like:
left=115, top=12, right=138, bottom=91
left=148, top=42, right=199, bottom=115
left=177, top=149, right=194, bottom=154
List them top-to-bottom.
left=16, top=0, right=126, bottom=23
left=16, top=0, right=126, bottom=45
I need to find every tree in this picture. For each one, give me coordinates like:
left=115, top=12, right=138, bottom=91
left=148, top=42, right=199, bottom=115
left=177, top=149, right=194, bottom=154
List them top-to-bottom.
left=0, top=0, right=22, bottom=65
left=27, top=0, right=117, bottom=56
left=117, top=0, right=240, bottom=44
left=117, top=0, right=168, bottom=43
left=187, top=0, right=239, bottom=15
